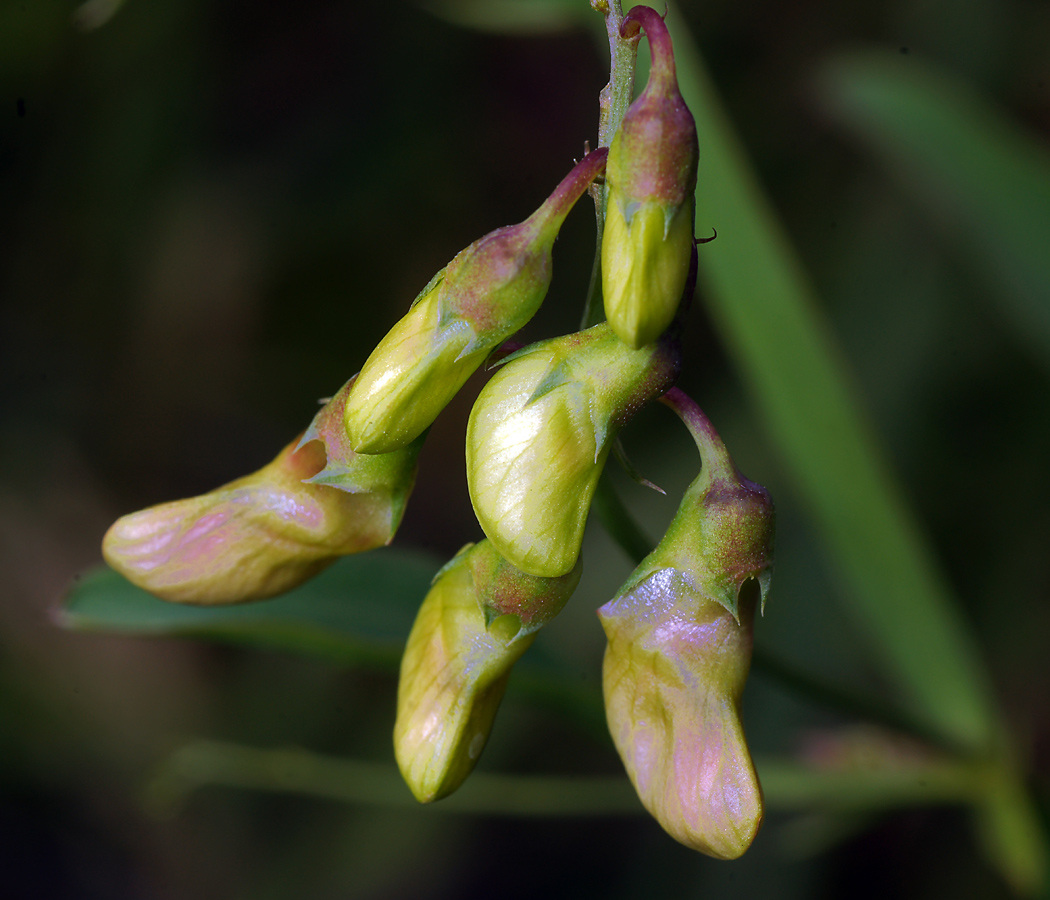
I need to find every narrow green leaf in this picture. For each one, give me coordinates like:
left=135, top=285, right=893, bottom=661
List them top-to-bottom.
left=666, top=4, right=998, bottom=753
left=815, top=52, right=1050, bottom=372
left=58, top=549, right=443, bottom=669
left=59, top=552, right=608, bottom=734
left=972, top=763, right=1049, bottom=896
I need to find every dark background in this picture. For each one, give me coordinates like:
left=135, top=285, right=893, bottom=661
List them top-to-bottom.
left=2, top=0, right=1049, bottom=897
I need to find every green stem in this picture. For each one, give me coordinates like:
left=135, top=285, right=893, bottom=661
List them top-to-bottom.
left=581, top=0, right=637, bottom=330
left=144, top=739, right=991, bottom=819
left=146, top=740, right=641, bottom=818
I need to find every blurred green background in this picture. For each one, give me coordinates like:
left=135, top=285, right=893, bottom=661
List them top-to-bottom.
left=2, top=0, right=1049, bottom=897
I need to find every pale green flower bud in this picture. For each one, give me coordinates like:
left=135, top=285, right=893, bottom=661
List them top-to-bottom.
left=601, top=6, right=699, bottom=349
left=345, top=149, right=608, bottom=454
left=466, top=323, right=680, bottom=578
left=101, top=377, right=422, bottom=604
left=598, top=388, right=773, bottom=858
left=395, top=540, right=581, bottom=802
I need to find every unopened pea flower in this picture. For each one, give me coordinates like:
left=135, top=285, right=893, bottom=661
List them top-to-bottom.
left=601, top=5, right=699, bottom=349
left=344, top=148, right=608, bottom=454
left=466, top=322, right=680, bottom=578
left=102, top=377, right=422, bottom=604
left=598, top=387, right=773, bottom=858
left=395, top=540, right=581, bottom=802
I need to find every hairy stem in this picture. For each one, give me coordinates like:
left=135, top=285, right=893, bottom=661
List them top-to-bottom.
left=581, top=0, right=638, bottom=329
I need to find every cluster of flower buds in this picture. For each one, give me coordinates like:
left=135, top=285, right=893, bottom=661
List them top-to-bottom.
left=100, top=4, right=773, bottom=861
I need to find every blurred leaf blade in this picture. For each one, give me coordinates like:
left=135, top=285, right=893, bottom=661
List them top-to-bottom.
left=666, top=7, right=998, bottom=753
left=815, top=51, right=1050, bottom=371
left=58, top=549, right=443, bottom=669
left=60, top=551, right=607, bottom=731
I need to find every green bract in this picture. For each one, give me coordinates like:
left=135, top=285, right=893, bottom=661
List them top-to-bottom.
left=602, top=6, right=698, bottom=349
left=344, top=149, right=608, bottom=454
left=465, top=323, right=679, bottom=578
left=102, top=377, right=422, bottom=605
left=394, top=540, right=581, bottom=802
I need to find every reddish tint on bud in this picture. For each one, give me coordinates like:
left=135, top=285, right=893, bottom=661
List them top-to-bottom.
left=602, top=6, right=699, bottom=349
left=614, top=7, right=697, bottom=209
left=345, top=150, right=608, bottom=454
left=102, top=377, right=422, bottom=604
left=600, top=574, right=762, bottom=858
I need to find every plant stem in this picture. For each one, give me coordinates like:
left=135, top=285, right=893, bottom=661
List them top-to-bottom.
left=581, top=0, right=638, bottom=330
left=144, top=739, right=991, bottom=819
left=145, top=740, right=641, bottom=818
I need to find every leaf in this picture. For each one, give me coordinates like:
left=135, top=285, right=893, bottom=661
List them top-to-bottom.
left=665, top=3, right=998, bottom=755
left=815, top=52, right=1050, bottom=374
left=58, top=549, right=443, bottom=669
left=59, top=551, right=608, bottom=735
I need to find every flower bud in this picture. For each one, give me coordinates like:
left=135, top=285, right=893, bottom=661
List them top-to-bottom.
left=601, top=6, right=698, bottom=349
left=345, top=149, right=608, bottom=454
left=466, top=323, right=680, bottom=578
left=102, top=377, right=422, bottom=604
left=598, top=388, right=773, bottom=858
left=395, top=540, right=581, bottom=802
left=599, top=575, right=762, bottom=859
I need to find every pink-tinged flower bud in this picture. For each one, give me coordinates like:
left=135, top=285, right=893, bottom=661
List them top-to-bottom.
left=601, top=6, right=698, bottom=349
left=345, top=149, right=608, bottom=454
left=466, top=323, right=680, bottom=578
left=101, top=377, right=422, bottom=604
left=598, top=388, right=773, bottom=858
left=395, top=540, right=581, bottom=802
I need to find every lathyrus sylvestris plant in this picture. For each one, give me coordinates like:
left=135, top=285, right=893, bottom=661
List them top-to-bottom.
left=96, top=3, right=774, bottom=864
left=601, top=5, right=698, bottom=349
left=344, top=148, right=608, bottom=454
left=102, top=376, right=422, bottom=604
left=599, top=387, right=774, bottom=858
left=395, top=540, right=581, bottom=802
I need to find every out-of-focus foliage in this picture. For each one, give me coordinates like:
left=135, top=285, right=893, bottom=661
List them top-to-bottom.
left=4, top=0, right=1050, bottom=897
